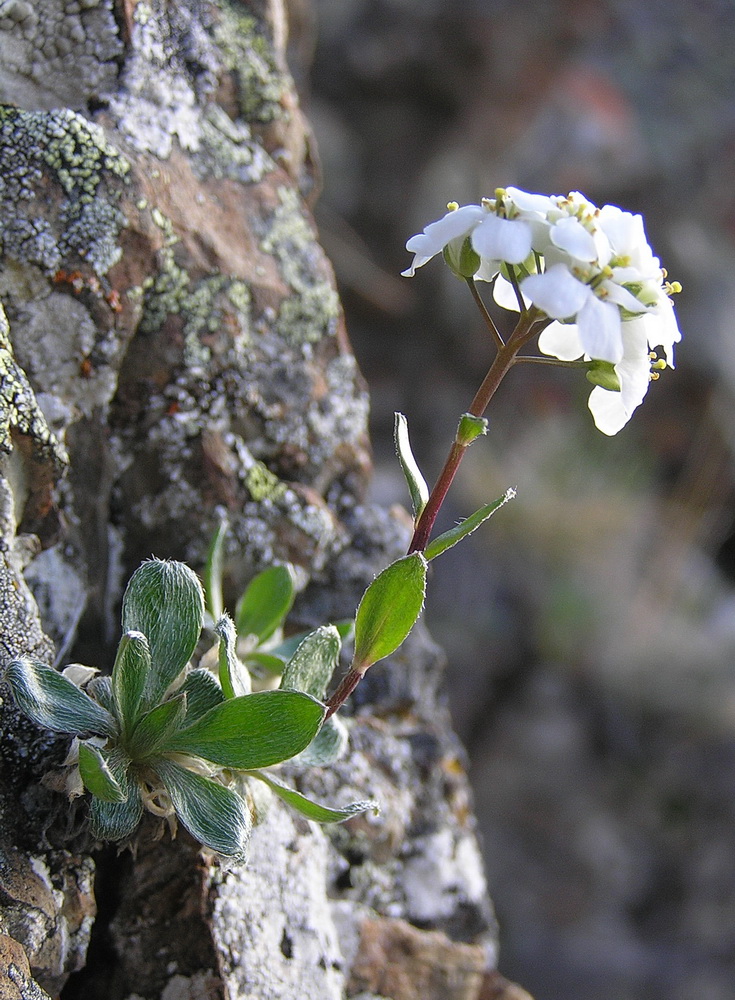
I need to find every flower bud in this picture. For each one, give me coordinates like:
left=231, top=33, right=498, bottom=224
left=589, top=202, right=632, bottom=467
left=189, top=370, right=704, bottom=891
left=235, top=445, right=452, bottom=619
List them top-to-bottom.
left=442, top=237, right=481, bottom=279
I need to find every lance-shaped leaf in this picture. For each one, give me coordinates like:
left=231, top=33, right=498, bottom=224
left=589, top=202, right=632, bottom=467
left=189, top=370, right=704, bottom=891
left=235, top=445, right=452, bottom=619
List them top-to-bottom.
left=394, top=412, right=429, bottom=521
left=424, top=488, right=516, bottom=561
left=203, top=516, right=227, bottom=621
left=352, top=553, right=427, bottom=671
left=122, top=559, right=205, bottom=707
left=235, top=564, right=295, bottom=643
left=215, top=613, right=251, bottom=699
left=266, top=620, right=354, bottom=666
left=280, top=626, right=341, bottom=700
left=111, top=631, right=151, bottom=737
left=243, top=651, right=289, bottom=675
left=4, top=658, right=117, bottom=737
left=181, top=669, right=225, bottom=723
left=86, top=675, right=114, bottom=714
left=165, top=690, right=325, bottom=769
left=128, top=693, right=187, bottom=760
left=294, top=715, right=349, bottom=767
left=78, top=742, right=127, bottom=803
left=89, top=754, right=142, bottom=841
left=153, top=759, right=251, bottom=861
left=248, top=770, right=379, bottom=824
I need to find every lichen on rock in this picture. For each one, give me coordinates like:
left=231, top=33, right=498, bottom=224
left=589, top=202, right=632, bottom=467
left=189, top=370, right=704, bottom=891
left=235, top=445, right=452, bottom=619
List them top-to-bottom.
left=0, top=0, right=123, bottom=112
left=0, top=106, right=129, bottom=276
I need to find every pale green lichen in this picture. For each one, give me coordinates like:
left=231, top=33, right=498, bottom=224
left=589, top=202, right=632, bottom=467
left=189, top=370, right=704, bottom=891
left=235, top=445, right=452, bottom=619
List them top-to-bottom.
left=212, top=1, right=286, bottom=124
left=193, top=106, right=272, bottom=185
left=0, top=107, right=129, bottom=275
left=260, top=187, right=340, bottom=345
left=139, top=219, right=252, bottom=365
left=0, top=302, right=66, bottom=468
left=245, top=461, right=287, bottom=503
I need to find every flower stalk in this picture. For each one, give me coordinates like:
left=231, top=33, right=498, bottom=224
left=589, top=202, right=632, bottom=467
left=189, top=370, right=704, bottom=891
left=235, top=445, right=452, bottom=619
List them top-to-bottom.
left=407, top=305, right=541, bottom=554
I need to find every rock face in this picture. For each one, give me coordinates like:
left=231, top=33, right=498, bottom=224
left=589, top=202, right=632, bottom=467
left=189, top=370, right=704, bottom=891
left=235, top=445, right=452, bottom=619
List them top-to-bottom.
left=0, top=3, right=501, bottom=998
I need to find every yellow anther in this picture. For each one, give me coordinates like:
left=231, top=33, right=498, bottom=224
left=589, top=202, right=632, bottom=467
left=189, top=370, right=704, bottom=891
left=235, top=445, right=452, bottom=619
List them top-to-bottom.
left=447, top=201, right=459, bottom=212
left=652, top=359, right=667, bottom=370
left=650, top=371, right=660, bottom=381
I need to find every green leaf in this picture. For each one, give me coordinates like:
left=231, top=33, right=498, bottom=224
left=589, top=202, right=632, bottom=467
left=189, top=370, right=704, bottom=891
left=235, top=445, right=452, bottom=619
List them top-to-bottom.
left=394, top=412, right=429, bottom=521
left=456, top=412, right=488, bottom=446
left=424, top=488, right=516, bottom=561
left=203, top=516, right=228, bottom=621
left=352, top=553, right=427, bottom=670
left=122, top=559, right=205, bottom=707
left=235, top=564, right=295, bottom=643
left=215, top=613, right=251, bottom=699
left=267, top=620, right=354, bottom=664
left=280, top=625, right=341, bottom=700
left=111, top=631, right=151, bottom=736
left=243, top=651, right=288, bottom=675
left=4, top=658, right=117, bottom=737
left=180, top=669, right=225, bottom=723
left=86, top=675, right=114, bottom=714
left=166, top=690, right=325, bottom=769
left=128, top=694, right=187, bottom=760
left=294, top=715, right=349, bottom=766
left=78, top=742, right=127, bottom=803
left=89, top=754, right=142, bottom=841
left=153, top=758, right=251, bottom=861
left=248, top=770, right=378, bottom=824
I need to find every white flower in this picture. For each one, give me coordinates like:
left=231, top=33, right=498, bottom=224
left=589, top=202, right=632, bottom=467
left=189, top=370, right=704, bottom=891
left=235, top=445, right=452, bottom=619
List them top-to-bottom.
left=401, top=187, right=682, bottom=435
left=402, top=196, right=537, bottom=278
left=402, top=204, right=485, bottom=277
left=521, top=264, right=644, bottom=363
left=539, top=297, right=682, bottom=435
left=588, top=320, right=654, bottom=435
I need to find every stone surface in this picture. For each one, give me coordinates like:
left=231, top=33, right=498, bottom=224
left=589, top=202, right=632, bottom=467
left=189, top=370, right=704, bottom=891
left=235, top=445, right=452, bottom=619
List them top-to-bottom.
left=0, top=2, right=499, bottom=998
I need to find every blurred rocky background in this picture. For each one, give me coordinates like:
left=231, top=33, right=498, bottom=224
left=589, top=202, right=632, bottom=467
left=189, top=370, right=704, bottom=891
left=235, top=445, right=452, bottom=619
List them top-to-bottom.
left=301, top=1, right=735, bottom=998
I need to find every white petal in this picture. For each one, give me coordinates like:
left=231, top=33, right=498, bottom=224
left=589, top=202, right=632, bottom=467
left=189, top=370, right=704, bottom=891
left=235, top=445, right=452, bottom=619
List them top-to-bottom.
left=506, top=186, right=558, bottom=215
left=402, top=204, right=484, bottom=276
left=598, top=205, right=643, bottom=253
left=598, top=205, right=659, bottom=274
left=471, top=215, right=532, bottom=264
left=550, top=217, right=598, bottom=262
left=475, top=258, right=500, bottom=282
left=521, top=264, right=591, bottom=319
left=492, top=274, right=526, bottom=311
left=602, top=279, right=648, bottom=313
left=576, top=295, right=623, bottom=363
left=645, top=297, right=682, bottom=365
left=588, top=319, right=652, bottom=434
left=538, top=321, right=585, bottom=361
left=617, top=321, right=652, bottom=411
left=588, top=386, right=632, bottom=436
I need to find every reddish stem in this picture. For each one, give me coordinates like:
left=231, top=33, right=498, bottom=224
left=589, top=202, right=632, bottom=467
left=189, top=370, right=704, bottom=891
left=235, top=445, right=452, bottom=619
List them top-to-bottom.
left=327, top=296, right=541, bottom=718
left=407, top=310, right=539, bottom=555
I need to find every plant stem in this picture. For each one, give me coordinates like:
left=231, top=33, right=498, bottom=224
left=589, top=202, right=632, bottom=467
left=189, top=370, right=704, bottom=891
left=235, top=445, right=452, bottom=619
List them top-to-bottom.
left=466, top=277, right=504, bottom=349
left=327, top=293, right=542, bottom=717
left=407, top=307, right=540, bottom=555
left=325, top=666, right=363, bottom=719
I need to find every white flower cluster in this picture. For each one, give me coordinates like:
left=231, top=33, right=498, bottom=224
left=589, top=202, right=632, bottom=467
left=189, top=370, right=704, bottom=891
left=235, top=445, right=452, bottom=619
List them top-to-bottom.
left=403, top=188, right=682, bottom=434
